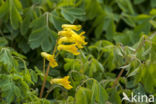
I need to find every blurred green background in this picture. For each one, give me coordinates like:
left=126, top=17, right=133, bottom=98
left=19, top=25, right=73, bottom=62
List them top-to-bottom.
left=0, top=0, right=156, bottom=103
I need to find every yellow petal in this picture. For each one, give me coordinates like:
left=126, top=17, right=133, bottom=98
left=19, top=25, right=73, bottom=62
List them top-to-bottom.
left=62, top=24, right=82, bottom=31
left=58, top=30, right=72, bottom=37
left=70, top=32, right=87, bottom=48
left=58, top=37, right=74, bottom=45
left=57, top=44, right=80, bottom=55
left=41, top=52, right=58, bottom=68
left=41, top=52, right=49, bottom=58
left=50, top=76, right=73, bottom=90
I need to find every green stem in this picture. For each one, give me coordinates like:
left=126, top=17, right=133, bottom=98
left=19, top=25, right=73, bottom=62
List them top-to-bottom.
left=40, top=38, right=59, bottom=98
left=43, top=58, right=45, bottom=74
left=39, top=64, right=50, bottom=98
left=45, top=85, right=54, bottom=98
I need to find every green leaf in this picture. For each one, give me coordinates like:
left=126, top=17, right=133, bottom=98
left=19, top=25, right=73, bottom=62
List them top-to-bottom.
left=9, top=0, right=22, bottom=30
left=14, top=0, right=23, bottom=12
left=32, top=0, right=42, bottom=4
left=85, top=0, right=103, bottom=20
left=116, top=0, right=135, bottom=15
left=134, top=0, right=145, bottom=4
left=151, top=0, right=156, bottom=7
left=0, top=1, right=9, bottom=19
left=61, top=7, right=86, bottom=23
left=62, top=7, right=85, bottom=15
left=21, top=8, right=33, bottom=35
left=61, top=9, right=75, bottom=24
left=150, top=9, right=156, bottom=15
left=49, top=12, right=68, bottom=31
left=121, top=13, right=136, bottom=27
left=93, top=14, right=105, bottom=39
left=135, top=14, right=151, bottom=20
left=29, top=15, right=46, bottom=30
left=105, top=19, right=115, bottom=41
left=134, top=19, right=151, bottom=35
left=150, top=20, right=156, bottom=28
left=28, top=26, right=56, bottom=51
left=114, top=30, right=135, bottom=45
left=0, top=37, right=8, bottom=46
left=18, top=39, right=30, bottom=53
left=0, top=48, right=14, bottom=68
left=64, top=58, right=74, bottom=71
left=94, top=59, right=105, bottom=72
left=89, top=62, right=96, bottom=77
left=142, top=64, right=156, bottom=93
left=128, top=67, right=140, bottom=77
left=24, top=69, right=34, bottom=85
left=30, top=70, right=38, bottom=83
left=0, top=80, right=20, bottom=104
left=20, top=80, right=29, bottom=91
left=91, top=81, right=108, bottom=104
left=91, top=81, right=98, bottom=104
left=4, top=83, right=15, bottom=103
left=14, top=85, right=21, bottom=97
left=99, top=85, right=108, bottom=104
left=75, top=87, right=91, bottom=104
left=109, top=89, right=121, bottom=104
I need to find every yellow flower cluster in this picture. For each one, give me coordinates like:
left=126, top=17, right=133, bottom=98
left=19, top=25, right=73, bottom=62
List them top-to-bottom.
left=41, top=24, right=87, bottom=90
left=57, top=24, right=87, bottom=55
left=41, top=52, right=73, bottom=89
left=50, top=76, right=73, bottom=90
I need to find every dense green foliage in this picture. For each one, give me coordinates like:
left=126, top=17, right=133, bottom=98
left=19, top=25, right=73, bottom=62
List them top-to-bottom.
left=0, top=0, right=156, bottom=103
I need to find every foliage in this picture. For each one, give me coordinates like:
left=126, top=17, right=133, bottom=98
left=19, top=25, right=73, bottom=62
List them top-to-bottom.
left=0, top=0, right=156, bottom=103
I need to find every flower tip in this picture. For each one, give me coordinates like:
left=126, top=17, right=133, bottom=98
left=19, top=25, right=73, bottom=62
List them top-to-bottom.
left=62, top=24, right=82, bottom=31
left=76, top=25, right=82, bottom=30
left=58, top=31, right=61, bottom=35
left=80, top=31, right=85, bottom=36
left=84, top=42, right=88, bottom=45
left=41, top=52, right=47, bottom=57
left=74, top=52, right=80, bottom=55
left=50, top=62, right=58, bottom=68
left=50, top=76, right=73, bottom=90
left=64, top=76, right=70, bottom=79
left=50, top=80, right=54, bottom=84
left=66, top=85, right=73, bottom=90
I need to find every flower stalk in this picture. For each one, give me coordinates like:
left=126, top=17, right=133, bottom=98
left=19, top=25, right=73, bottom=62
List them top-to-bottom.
left=39, top=24, right=87, bottom=98
left=40, top=64, right=50, bottom=98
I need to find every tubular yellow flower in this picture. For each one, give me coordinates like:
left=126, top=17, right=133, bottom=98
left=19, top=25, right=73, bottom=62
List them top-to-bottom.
left=62, top=24, right=82, bottom=31
left=58, top=29, right=87, bottom=48
left=58, top=30, right=72, bottom=37
left=71, top=32, right=87, bottom=48
left=58, top=37, right=74, bottom=45
left=57, top=44, right=80, bottom=55
left=41, top=52, right=58, bottom=68
left=50, top=76, right=73, bottom=90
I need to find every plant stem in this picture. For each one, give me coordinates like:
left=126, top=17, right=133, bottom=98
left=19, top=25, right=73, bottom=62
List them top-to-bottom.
left=112, top=36, right=146, bottom=88
left=40, top=39, right=59, bottom=98
left=43, top=58, right=45, bottom=74
left=40, top=64, right=50, bottom=98
left=112, top=68, right=124, bottom=88
left=45, top=86, right=54, bottom=98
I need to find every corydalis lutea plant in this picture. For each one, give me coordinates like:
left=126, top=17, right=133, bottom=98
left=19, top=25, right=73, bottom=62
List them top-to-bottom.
left=40, top=24, right=87, bottom=98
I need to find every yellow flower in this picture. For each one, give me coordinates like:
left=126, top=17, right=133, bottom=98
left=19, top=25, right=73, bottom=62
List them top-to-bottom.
left=57, top=24, right=87, bottom=55
left=62, top=24, right=81, bottom=31
left=58, top=29, right=87, bottom=48
left=58, top=30, right=72, bottom=37
left=70, top=31, right=87, bottom=48
left=58, top=37, right=73, bottom=45
left=57, top=44, right=80, bottom=55
left=41, top=52, right=58, bottom=68
left=50, top=76, right=73, bottom=90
